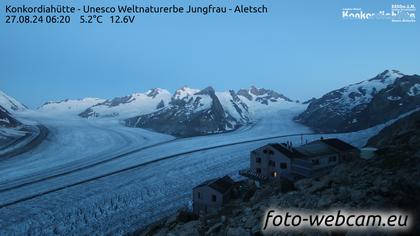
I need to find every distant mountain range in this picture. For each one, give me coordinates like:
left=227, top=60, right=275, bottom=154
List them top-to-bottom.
left=5, top=69, right=418, bottom=138
left=295, top=70, right=420, bottom=133
left=36, top=86, right=295, bottom=137
left=98, top=86, right=294, bottom=137
left=79, top=88, right=172, bottom=118
left=39, top=98, right=106, bottom=115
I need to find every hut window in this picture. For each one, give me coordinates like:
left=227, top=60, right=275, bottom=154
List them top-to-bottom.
left=328, top=156, right=337, bottom=162
left=256, top=157, right=261, bottom=163
left=280, top=163, right=287, bottom=169
left=197, top=192, right=201, bottom=199
left=212, top=194, right=217, bottom=202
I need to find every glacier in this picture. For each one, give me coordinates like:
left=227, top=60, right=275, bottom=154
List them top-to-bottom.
left=0, top=102, right=394, bottom=235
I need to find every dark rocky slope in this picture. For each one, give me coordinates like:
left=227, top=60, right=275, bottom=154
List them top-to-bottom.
left=0, top=98, right=48, bottom=159
left=0, top=105, right=21, bottom=128
left=367, top=110, right=420, bottom=148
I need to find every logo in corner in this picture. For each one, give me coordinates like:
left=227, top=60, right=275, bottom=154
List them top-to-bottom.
left=342, top=4, right=416, bottom=23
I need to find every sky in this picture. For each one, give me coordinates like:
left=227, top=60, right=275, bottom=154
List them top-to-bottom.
left=1, top=0, right=419, bottom=108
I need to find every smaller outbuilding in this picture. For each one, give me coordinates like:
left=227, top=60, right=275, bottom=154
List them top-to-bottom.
left=192, top=176, right=235, bottom=215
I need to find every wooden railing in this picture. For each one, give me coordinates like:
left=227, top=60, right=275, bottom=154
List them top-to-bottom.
left=239, top=169, right=268, bottom=181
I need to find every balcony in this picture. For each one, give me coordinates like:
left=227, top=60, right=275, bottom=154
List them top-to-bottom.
left=239, top=169, right=268, bottom=181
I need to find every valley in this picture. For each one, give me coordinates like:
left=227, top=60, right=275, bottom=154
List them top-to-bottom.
left=0, top=69, right=418, bottom=234
left=0, top=105, right=382, bottom=235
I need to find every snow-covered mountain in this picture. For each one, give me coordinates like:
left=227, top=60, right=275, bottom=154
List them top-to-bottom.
left=295, top=70, right=420, bottom=132
left=36, top=86, right=296, bottom=137
left=124, top=86, right=297, bottom=137
left=125, top=86, right=243, bottom=137
left=235, top=86, right=297, bottom=118
left=237, top=86, right=293, bottom=104
left=79, top=88, right=171, bottom=119
left=0, top=90, right=27, bottom=112
left=215, top=90, right=250, bottom=124
left=38, top=98, right=105, bottom=115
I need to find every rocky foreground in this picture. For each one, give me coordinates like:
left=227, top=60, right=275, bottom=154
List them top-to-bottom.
left=136, top=111, right=420, bottom=236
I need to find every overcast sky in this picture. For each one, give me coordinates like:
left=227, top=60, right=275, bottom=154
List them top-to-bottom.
left=1, top=0, right=419, bottom=107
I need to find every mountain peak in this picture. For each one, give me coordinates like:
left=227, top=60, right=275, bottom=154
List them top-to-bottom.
left=376, top=69, right=404, bottom=80
left=173, top=86, right=200, bottom=100
left=178, top=86, right=198, bottom=92
left=196, top=86, right=216, bottom=96
left=237, top=86, right=293, bottom=103
left=249, top=86, right=271, bottom=96
left=146, top=88, right=170, bottom=98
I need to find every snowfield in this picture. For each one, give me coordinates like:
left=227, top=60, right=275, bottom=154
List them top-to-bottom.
left=80, top=89, right=172, bottom=119
left=38, top=98, right=106, bottom=115
left=0, top=104, right=401, bottom=235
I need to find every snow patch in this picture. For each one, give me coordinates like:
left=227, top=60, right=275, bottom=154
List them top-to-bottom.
left=407, top=83, right=420, bottom=96
left=387, top=96, right=402, bottom=101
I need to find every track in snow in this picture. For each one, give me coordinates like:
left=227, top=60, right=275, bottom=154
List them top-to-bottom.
left=0, top=139, right=176, bottom=193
